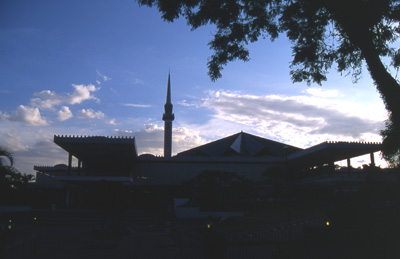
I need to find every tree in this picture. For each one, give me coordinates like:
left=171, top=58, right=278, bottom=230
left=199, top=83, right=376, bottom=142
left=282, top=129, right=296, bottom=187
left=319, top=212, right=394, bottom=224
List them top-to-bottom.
left=137, top=0, right=400, bottom=165
left=381, top=114, right=400, bottom=167
left=0, top=147, right=32, bottom=198
left=0, top=147, right=14, bottom=170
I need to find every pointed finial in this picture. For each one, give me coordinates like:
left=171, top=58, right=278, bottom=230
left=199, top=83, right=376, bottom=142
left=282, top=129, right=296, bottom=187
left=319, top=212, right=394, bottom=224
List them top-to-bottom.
left=166, top=72, right=171, bottom=104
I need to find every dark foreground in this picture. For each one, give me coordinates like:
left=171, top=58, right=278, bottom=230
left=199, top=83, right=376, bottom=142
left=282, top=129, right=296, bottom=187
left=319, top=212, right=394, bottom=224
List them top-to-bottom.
left=1, top=202, right=400, bottom=259
left=1, top=210, right=205, bottom=259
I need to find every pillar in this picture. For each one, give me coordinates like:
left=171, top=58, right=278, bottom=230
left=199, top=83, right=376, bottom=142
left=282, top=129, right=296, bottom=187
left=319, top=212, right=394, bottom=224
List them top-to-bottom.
left=370, top=152, right=376, bottom=167
left=68, top=153, right=72, bottom=176
left=347, top=158, right=351, bottom=173
left=78, top=159, right=81, bottom=176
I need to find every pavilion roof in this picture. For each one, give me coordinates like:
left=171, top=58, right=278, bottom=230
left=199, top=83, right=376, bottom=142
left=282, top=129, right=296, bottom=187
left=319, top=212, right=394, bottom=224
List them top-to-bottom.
left=53, top=135, right=137, bottom=161
left=288, top=141, right=382, bottom=167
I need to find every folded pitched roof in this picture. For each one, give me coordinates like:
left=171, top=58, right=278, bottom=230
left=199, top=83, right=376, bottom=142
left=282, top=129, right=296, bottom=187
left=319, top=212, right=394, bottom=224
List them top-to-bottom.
left=177, top=131, right=301, bottom=158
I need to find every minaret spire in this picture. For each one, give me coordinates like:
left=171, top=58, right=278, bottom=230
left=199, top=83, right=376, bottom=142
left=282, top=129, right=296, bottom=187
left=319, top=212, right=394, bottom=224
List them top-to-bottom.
left=162, top=72, right=174, bottom=158
left=166, top=73, right=172, bottom=107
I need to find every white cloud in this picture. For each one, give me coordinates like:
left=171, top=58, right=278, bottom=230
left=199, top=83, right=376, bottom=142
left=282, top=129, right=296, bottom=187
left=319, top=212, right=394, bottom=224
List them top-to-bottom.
left=96, top=70, right=111, bottom=82
left=134, top=78, right=144, bottom=84
left=1, top=84, right=99, bottom=127
left=31, top=84, right=99, bottom=110
left=68, top=84, right=99, bottom=104
left=304, top=87, right=341, bottom=98
left=30, top=90, right=63, bottom=110
left=199, top=90, right=385, bottom=148
left=177, top=99, right=202, bottom=108
left=123, top=103, right=152, bottom=108
left=1, top=105, right=48, bottom=126
left=57, top=106, right=73, bottom=121
left=78, top=109, right=105, bottom=119
left=0, top=112, right=9, bottom=121
left=106, top=119, right=117, bottom=125
left=114, top=123, right=206, bottom=155
left=173, top=127, right=206, bottom=153
left=0, top=129, right=29, bottom=152
left=114, top=129, right=134, bottom=135
left=16, top=139, right=67, bottom=174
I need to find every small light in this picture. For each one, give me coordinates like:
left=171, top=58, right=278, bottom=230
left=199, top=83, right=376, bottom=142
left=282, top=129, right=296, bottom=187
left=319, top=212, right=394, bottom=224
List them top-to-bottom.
left=33, top=217, right=37, bottom=221
left=8, top=219, right=12, bottom=223
left=326, top=221, right=330, bottom=226
left=207, top=224, right=211, bottom=229
left=8, top=225, right=12, bottom=230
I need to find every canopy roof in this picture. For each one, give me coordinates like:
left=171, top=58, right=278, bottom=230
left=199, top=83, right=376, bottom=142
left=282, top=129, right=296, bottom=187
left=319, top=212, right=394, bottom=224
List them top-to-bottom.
left=54, top=135, right=137, bottom=162
left=288, top=141, right=382, bottom=167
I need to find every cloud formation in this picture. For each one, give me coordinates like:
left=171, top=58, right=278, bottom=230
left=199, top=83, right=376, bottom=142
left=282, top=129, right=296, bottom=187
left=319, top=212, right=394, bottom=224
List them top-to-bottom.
left=96, top=70, right=111, bottom=82
left=134, top=78, right=144, bottom=84
left=0, top=84, right=102, bottom=126
left=31, top=84, right=99, bottom=110
left=69, top=84, right=99, bottom=104
left=304, top=87, right=341, bottom=98
left=199, top=90, right=385, bottom=147
left=123, top=103, right=152, bottom=108
left=0, top=105, right=48, bottom=126
left=57, top=106, right=73, bottom=121
left=78, top=109, right=105, bottom=119
left=106, top=119, right=117, bottom=125
left=114, top=123, right=206, bottom=155
left=0, top=127, right=69, bottom=174
left=0, top=129, right=29, bottom=152
left=15, top=139, right=67, bottom=174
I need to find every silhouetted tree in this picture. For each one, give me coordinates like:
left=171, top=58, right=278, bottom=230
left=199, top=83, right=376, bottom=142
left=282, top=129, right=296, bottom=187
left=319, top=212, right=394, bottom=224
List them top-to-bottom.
left=137, top=0, right=400, bottom=164
left=381, top=115, right=400, bottom=167
left=0, top=147, right=33, bottom=204
left=0, top=147, right=14, bottom=170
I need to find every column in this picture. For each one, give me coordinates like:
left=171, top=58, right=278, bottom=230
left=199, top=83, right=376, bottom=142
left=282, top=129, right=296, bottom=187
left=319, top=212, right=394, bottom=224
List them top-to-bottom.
left=370, top=152, right=376, bottom=167
left=68, top=153, right=72, bottom=176
left=347, top=158, right=351, bottom=173
left=78, top=159, right=81, bottom=176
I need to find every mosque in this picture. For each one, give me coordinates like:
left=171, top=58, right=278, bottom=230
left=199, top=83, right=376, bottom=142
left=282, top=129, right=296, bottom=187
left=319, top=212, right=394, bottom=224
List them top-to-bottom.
left=33, top=74, right=382, bottom=208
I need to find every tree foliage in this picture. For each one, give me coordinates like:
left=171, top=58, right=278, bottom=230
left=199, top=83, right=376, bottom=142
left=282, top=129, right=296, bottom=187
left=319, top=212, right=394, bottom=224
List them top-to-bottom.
left=137, top=0, right=400, bottom=166
left=0, top=147, right=32, bottom=192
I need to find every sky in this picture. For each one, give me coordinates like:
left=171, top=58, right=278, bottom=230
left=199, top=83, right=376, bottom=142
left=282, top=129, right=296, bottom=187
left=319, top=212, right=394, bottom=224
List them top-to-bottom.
left=0, top=0, right=394, bottom=174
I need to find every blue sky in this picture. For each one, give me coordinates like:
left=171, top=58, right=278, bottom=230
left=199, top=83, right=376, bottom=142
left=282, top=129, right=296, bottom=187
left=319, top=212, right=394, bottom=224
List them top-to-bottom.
left=0, top=0, right=392, bottom=174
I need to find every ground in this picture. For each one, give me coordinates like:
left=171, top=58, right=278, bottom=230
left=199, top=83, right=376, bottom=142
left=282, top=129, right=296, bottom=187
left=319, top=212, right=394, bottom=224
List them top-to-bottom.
left=1, top=210, right=206, bottom=259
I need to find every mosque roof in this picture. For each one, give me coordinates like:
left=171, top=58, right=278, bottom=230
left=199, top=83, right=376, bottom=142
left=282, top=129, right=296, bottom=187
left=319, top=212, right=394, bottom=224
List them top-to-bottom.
left=176, top=131, right=302, bottom=158
left=176, top=132, right=382, bottom=167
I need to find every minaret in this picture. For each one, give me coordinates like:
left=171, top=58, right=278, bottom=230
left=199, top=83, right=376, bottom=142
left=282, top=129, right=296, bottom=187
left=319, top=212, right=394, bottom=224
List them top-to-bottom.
left=162, top=73, right=174, bottom=158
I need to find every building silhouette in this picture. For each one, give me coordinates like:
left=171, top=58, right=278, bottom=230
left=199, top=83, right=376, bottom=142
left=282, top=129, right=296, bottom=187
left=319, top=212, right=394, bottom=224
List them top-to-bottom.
left=32, top=73, right=382, bottom=209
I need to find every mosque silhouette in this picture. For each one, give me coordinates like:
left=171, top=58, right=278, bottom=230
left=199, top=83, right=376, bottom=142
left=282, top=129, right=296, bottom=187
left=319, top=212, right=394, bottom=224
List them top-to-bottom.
left=33, top=73, right=381, bottom=209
